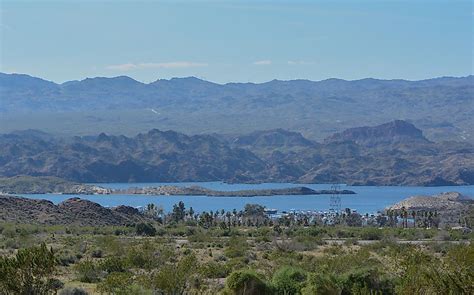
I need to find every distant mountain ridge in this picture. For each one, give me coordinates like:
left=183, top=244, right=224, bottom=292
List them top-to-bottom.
left=1, top=73, right=473, bottom=143
left=1, top=121, right=472, bottom=186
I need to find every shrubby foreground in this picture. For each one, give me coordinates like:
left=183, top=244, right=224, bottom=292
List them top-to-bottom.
left=0, top=203, right=473, bottom=294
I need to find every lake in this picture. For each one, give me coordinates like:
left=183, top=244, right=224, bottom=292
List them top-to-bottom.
left=20, top=182, right=474, bottom=214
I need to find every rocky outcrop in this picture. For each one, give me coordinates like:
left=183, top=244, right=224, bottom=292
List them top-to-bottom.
left=324, top=120, right=430, bottom=147
left=386, top=192, right=473, bottom=212
left=0, top=195, right=149, bottom=226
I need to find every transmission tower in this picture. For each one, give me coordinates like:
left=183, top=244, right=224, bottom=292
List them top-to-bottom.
left=329, top=184, right=341, bottom=213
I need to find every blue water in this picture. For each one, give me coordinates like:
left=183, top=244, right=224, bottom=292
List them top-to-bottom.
left=20, top=182, right=474, bottom=214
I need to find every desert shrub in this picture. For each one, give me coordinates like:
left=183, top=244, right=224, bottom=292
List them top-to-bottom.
left=135, top=223, right=156, bottom=236
left=303, top=227, right=327, bottom=237
left=359, top=228, right=382, bottom=240
left=188, top=229, right=211, bottom=243
left=331, top=229, right=351, bottom=239
left=96, top=235, right=123, bottom=256
left=294, top=235, right=324, bottom=251
left=224, top=236, right=249, bottom=258
left=343, top=238, right=359, bottom=246
left=126, top=241, right=159, bottom=269
left=0, top=243, right=61, bottom=294
left=398, top=244, right=474, bottom=295
left=440, top=244, right=474, bottom=294
left=91, top=249, right=103, bottom=258
left=57, top=252, right=79, bottom=266
left=147, top=254, right=198, bottom=294
left=100, top=256, right=127, bottom=273
left=74, top=260, right=101, bottom=283
left=200, top=261, right=230, bottom=278
left=272, top=266, right=307, bottom=295
left=339, top=267, right=393, bottom=294
left=225, top=269, right=272, bottom=295
left=97, top=272, right=149, bottom=295
left=301, top=272, right=341, bottom=295
left=59, top=287, right=89, bottom=295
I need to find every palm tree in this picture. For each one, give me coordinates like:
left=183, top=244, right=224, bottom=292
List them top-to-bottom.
left=188, top=207, right=195, bottom=220
left=403, top=210, right=408, bottom=228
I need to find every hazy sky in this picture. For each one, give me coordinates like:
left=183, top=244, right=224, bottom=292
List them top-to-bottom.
left=0, top=0, right=472, bottom=83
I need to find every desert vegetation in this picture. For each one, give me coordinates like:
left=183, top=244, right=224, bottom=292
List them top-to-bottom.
left=0, top=202, right=472, bottom=294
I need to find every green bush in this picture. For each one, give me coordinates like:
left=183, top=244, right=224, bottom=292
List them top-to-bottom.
left=135, top=223, right=156, bottom=236
left=224, top=236, right=249, bottom=258
left=126, top=241, right=160, bottom=269
left=0, top=243, right=61, bottom=294
left=147, top=254, right=198, bottom=294
left=100, top=256, right=127, bottom=273
left=74, top=260, right=101, bottom=283
left=199, top=261, right=230, bottom=278
left=272, top=266, right=307, bottom=295
left=339, top=267, right=393, bottom=294
left=225, top=269, right=272, bottom=295
left=97, top=272, right=149, bottom=295
left=301, top=272, right=341, bottom=295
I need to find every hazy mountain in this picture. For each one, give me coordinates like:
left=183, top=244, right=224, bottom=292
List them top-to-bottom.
left=0, top=73, right=472, bottom=143
left=1, top=121, right=472, bottom=186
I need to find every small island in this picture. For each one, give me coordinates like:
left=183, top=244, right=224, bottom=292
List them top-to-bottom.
left=0, top=176, right=356, bottom=197
left=116, top=186, right=356, bottom=197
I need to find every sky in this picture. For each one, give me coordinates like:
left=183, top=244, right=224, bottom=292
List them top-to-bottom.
left=0, top=0, right=472, bottom=84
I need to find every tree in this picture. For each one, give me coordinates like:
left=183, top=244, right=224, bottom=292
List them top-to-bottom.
left=171, top=201, right=186, bottom=222
left=145, top=203, right=157, bottom=218
left=244, top=204, right=266, bottom=226
left=188, top=207, right=195, bottom=219
left=411, top=211, right=416, bottom=228
left=0, top=243, right=60, bottom=295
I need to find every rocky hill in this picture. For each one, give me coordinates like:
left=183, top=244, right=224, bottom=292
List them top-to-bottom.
left=1, top=73, right=472, bottom=143
left=324, top=120, right=430, bottom=147
left=0, top=121, right=472, bottom=186
left=0, top=176, right=110, bottom=194
left=387, top=192, right=473, bottom=212
left=0, top=195, right=149, bottom=226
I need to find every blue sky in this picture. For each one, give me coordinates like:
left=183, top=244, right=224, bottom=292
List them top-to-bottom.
left=0, top=0, right=472, bottom=83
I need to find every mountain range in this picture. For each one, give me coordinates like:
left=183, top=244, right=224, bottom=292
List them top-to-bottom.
left=1, top=73, right=472, bottom=143
left=1, top=120, right=472, bottom=186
